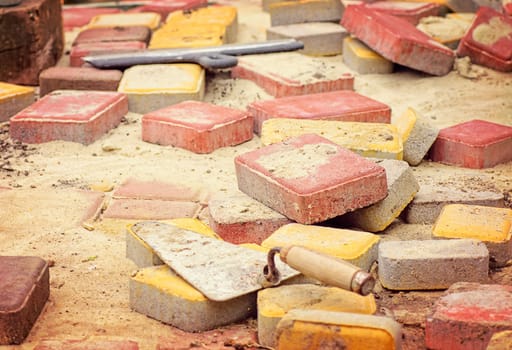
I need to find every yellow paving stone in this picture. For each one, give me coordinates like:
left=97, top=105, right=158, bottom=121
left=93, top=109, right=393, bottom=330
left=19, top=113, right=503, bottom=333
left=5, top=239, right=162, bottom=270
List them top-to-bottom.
left=87, top=12, right=161, bottom=30
left=417, top=16, right=472, bottom=49
left=149, top=24, right=226, bottom=49
left=342, top=36, right=394, bottom=74
left=0, top=82, right=35, bottom=122
left=260, top=118, right=403, bottom=160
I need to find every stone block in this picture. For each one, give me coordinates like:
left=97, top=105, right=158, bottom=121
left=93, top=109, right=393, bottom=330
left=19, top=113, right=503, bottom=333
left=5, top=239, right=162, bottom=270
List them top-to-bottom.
left=128, top=0, right=208, bottom=21
left=268, top=0, right=344, bottom=26
left=365, top=1, right=442, bottom=25
left=62, top=7, right=121, bottom=30
left=87, top=12, right=161, bottom=30
left=417, top=16, right=472, bottom=49
left=149, top=24, right=226, bottom=49
left=72, top=26, right=152, bottom=46
left=342, top=36, right=394, bottom=74
left=70, top=41, right=146, bottom=67
left=0, top=82, right=35, bottom=122
left=113, top=178, right=208, bottom=203
left=102, top=198, right=200, bottom=220
left=486, top=330, right=512, bottom=350
left=33, top=339, right=139, bottom=350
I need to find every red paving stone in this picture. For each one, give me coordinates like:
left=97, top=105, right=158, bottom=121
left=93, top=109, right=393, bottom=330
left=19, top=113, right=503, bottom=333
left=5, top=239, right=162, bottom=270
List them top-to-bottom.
left=128, top=0, right=208, bottom=19
left=365, top=1, right=442, bottom=25
left=341, top=4, right=455, bottom=76
left=62, top=7, right=121, bottom=30
left=72, top=26, right=152, bottom=47
left=70, top=41, right=147, bottom=67
left=9, top=90, right=128, bottom=145
left=248, top=90, right=391, bottom=135
left=142, top=101, right=254, bottom=154
left=429, top=119, right=512, bottom=168
left=235, top=133, right=387, bottom=224
left=113, top=178, right=207, bottom=203
left=102, top=198, right=200, bottom=220
left=425, top=282, right=512, bottom=350
left=33, top=339, right=139, bottom=350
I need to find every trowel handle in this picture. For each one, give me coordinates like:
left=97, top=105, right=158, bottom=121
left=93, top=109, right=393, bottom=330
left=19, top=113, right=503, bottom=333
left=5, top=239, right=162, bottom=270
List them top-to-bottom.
left=280, top=245, right=375, bottom=296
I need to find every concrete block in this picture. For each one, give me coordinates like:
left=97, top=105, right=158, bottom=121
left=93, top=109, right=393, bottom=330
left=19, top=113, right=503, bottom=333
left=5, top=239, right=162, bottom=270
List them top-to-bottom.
left=128, top=0, right=208, bottom=21
left=268, top=0, right=344, bottom=26
left=445, top=0, right=503, bottom=12
left=365, top=1, right=442, bottom=25
left=341, top=4, right=455, bottom=76
left=62, top=7, right=120, bottom=30
left=457, top=7, right=512, bottom=72
left=87, top=12, right=161, bottom=30
left=417, top=16, right=472, bottom=49
left=266, top=22, right=349, bottom=56
left=149, top=24, right=226, bottom=49
left=72, top=26, right=152, bottom=46
left=342, top=36, right=394, bottom=74
left=70, top=41, right=146, bottom=67
left=231, top=52, right=354, bottom=98
left=39, top=67, right=123, bottom=97
left=0, top=82, right=35, bottom=122
left=9, top=90, right=128, bottom=145
left=248, top=90, right=391, bottom=135
left=141, top=101, right=253, bottom=154
left=394, top=107, right=439, bottom=166
left=260, top=118, right=403, bottom=160
left=429, top=119, right=512, bottom=169
left=235, top=134, right=388, bottom=224
left=113, top=178, right=208, bottom=203
left=102, top=198, right=200, bottom=220
left=433, top=204, right=512, bottom=267
left=261, top=223, right=380, bottom=271
left=378, top=239, right=489, bottom=290
left=0, top=256, right=49, bottom=345
left=129, top=265, right=255, bottom=332
left=425, top=282, right=512, bottom=350
left=257, top=284, right=377, bottom=347
left=275, top=309, right=402, bottom=350
left=486, top=330, right=512, bottom=350
left=33, top=339, right=139, bottom=350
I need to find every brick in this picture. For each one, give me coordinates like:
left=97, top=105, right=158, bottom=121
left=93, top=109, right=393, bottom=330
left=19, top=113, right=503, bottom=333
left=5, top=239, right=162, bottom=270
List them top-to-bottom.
left=0, top=0, right=64, bottom=85
left=127, top=0, right=207, bottom=20
left=268, top=0, right=344, bottom=26
left=505, top=0, right=512, bottom=16
left=365, top=1, right=442, bottom=25
left=341, top=4, right=455, bottom=76
left=457, top=7, right=512, bottom=72
left=62, top=8, right=121, bottom=30
left=87, top=12, right=161, bottom=30
left=417, top=16, right=472, bottom=49
left=266, top=22, right=349, bottom=56
left=149, top=25, right=226, bottom=49
left=72, top=26, right=152, bottom=46
left=342, top=36, right=394, bottom=74
left=70, top=41, right=146, bottom=68
left=232, top=52, right=354, bottom=99
left=118, top=64, right=205, bottom=114
left=39, top=67, right=123, bottom=97
left=0, top=82, right=35, bottom=122
left=10, top=90, right=128, bottom=145
left=248, top=90, right=391, bottom=135
left=142, top=100, right=253, bottom=153
left=394, top=107, right=439, bottom=166
left=261, top=119, right=403, bottom=160
left=429, top=119, right=512, bottom=169
left=235, top=134, right=388, bottom=224
left=113, top=178, right=208, bottom=203
left=207, top=193, right=293, bottom=244
left=102, top=198, right=200, bottom=220
left=433, top=204, right=512, bottom=267
left=261, top=223, right=380, bottom=271
left=378, top=239, right=489, bottom=291
left=0, top=256, right=49, bottom=345
left=130, top=265, right=255, bottom=332
left=425, top=282, right=512, bottom=350
left=257, top=284, right=377, bottom=347
left=275, top=309, right=402, bottom=350
left=486, top=330, right=512, bottom=350
left=33, top=339, right=139, bottom=350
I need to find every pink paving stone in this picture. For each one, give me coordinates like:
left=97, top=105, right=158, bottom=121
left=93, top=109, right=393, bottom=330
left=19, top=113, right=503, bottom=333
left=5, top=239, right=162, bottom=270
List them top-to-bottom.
left=127, top=0, right=208, bottom=19
left=365, top=1, right=442, bottom=25
left=505, top=2, right=512, bottom=16
left=341, top=4, right=455, bottom=76
left=456, top=7, right=512, bottom=72
left=62, top=8, right=121, bottom=31
left=72, top=26, right=152, bottom=47
left=70, top=41, right=147, bottom=68
left=9, top=90, right=128, bottom=145
left=248, top=90, right=391, bottom=135
left=142, top=100, right=254, bottom=154
left=429, top=119, right=512, bottom=169
left=234, top=133, right=388, bottom=224
left=102, top=198, right=201, bottom=220
left=425, top=282, right=512, bottom=350
left=34, top=339, right=139, bottom=350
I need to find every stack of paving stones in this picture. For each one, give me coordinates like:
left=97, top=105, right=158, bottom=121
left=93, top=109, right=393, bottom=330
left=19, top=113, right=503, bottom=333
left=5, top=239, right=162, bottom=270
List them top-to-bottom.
left=1, top=0, right=512, bottom=348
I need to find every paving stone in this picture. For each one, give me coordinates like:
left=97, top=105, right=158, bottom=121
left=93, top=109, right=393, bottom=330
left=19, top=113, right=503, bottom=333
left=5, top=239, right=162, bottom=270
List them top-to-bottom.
left=128, top=0, right=207, bottom=20
left=268, top=0, right=344, bottom=26
left=445, top=0, right=503, bottom=12
left=505, top=0, right=512, bottom=16
left=365, top=1, right=442, bottom=25
left=341, top=4, right=455, bottom=76
left=457, top=7, right=512, bottom=72
left=62, top=8, right=120, bottom=30
left=86, top=12, right=161, bottom=30
left=417, top=15, right=472, bottom=49
left=266, top=22, right=348, bottom=56
left=149, top=25, right=226, bottom=49
left=72, top=26, right=152, bottom=46
left=342, top=36, right=394, bottom=74
left=70, top=41, right=147, bottom=68
left=231, top=52, right=354, bottom=99
left=118, top=64, right=205, bottom=114
left=39, top=67, right=123, bottom=97
left=0, top=82, right=35, bottom=122
left=9, top=90, right=128, bottom=145
left=248, top=90, right=391, bottom=135
left=141, top=101, right=253, bottom=154
left=394, top=107, right=439, bottom=166
left=261, top=119, right=403, bottom=160
left=429, top=119, right=512, bottom=169
left=235, top=134, right=388, bottom=224
left=113, top=178, right=208, bottom=203
left=207, top=192, right=292, bottom=244
left=102, top=198, right=201, bottom=220
left=433, top=204, right=512, bottom=267
left=261, top=223, right=380, bottom=271
left=378, top=239, right=489, bottom=291
left=0, top=256, right=49, bottom=345
left=130, top=265, right=255, bottom=332
left=425, top=282, right=512, bottom=350
left=257, top=284, right=377, bottom=347
left=275, top=309, right=402, bottom=350
left=486, top=330, right=512, bottom=350
left=33, top=339, right=139, bottom=350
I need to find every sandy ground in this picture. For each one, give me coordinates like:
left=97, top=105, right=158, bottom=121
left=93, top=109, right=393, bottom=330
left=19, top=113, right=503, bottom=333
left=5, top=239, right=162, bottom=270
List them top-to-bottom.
left=1, top=1, right=512, bottom=349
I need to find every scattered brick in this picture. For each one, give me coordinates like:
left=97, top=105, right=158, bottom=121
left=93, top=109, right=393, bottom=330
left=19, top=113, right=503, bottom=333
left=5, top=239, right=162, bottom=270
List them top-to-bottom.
left=128, top=0, right=207, bottom=21
left=268, top=0, right=344, bottom=26
left=505, top=0, right=512, bottom=16
left=365, top=1, right=442, bottom=25
left=341, top=4, right=455, bottom=76
left=62, top=7, right=121, bottom=30
left=86, top=12, right=161, bottom=30
left=417, top=15, right=472, bottom=49
left=149, top=25, right=226, bottom=49
left=72, top=26, right=152, bottom=47
left=342, top=36, right=394, bottom=74
left=70, top=41, right=147, bottom=68
left=0, top=82, right=35, bottom=122
left=10, top=90, right=128, bottom=145
left=248, top=90, right=391, bottom=135
left=142, top=101, right=253, bottom=153
left=429, top=119, right=512, bottom=169
left=235, top=134, right=388, bottom=224
left=113, top=178, right=208, bottom=203
left=102, top=198, right=200, bottom=220
left=0, top=256, right=49, bottom=345
left=425, top=282, right=512, bottom=350
left=486, top=330, right=512, bottom=350
left=33, top=339, right=139, bottom=350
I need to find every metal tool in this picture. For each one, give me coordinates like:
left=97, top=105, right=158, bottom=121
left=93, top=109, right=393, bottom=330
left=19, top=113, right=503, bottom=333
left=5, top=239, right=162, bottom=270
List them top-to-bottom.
left=83, top=39, right=305, bottom=70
